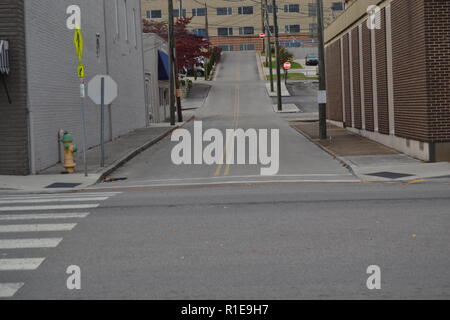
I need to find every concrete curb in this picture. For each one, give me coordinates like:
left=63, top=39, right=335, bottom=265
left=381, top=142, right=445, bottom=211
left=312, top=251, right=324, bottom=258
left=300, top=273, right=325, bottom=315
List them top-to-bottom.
left=96, top=114, right=195, bottom=184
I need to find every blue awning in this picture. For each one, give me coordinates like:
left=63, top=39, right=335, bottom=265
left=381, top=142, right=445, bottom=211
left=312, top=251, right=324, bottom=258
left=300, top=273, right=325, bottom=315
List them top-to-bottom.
left=158, top=50, right=170, bottom=81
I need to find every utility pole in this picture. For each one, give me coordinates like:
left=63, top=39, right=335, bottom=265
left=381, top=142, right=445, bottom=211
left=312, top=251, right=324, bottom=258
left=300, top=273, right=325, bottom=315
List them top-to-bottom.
left=168, top=0, right=176, bottom=126
left=174, top=0, right=183, bottom=123
left=264, top=0, right=274, bottom=92
left=272, top=0, right=282, bottom=111
left=317, top=0, right=327, bottom=139
left=261, top=1, right=266, bottom=54
left=204, top=3, right=209, bottom=80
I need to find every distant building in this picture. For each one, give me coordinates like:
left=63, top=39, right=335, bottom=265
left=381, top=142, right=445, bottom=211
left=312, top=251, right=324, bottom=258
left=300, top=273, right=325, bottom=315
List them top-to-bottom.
left=0, top=0, right=148, bottom=175
left=141, top=0, right=347, bottom=52
left=324, top=0, right=450, bottom=161
left=142, top=33, right=171, bottom=123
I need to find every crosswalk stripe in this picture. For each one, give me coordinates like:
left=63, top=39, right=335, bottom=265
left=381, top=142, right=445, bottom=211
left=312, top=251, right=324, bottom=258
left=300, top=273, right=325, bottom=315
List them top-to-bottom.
left=0, top=192, right=120, bottom=201
left=0, top=197, right=108, bottom=205
left=0, top=204, right=99, bottom=212
left=0, top=212, right=89, bottom=221
left=0, top=223, right=77, bottom=233
left=0, top=238, right=63, bottom=249
left=0, top=258, right=45, bottom=271
left=0, top=283, right=24, bottom=298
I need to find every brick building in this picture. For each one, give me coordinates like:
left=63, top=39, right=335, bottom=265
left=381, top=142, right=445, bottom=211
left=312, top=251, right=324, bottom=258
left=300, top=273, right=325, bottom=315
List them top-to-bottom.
left=0, top=0, right=147, bottom=175
left=141, top=0, right=347, bottom=52
left=324, top=0, right=450, bottom=161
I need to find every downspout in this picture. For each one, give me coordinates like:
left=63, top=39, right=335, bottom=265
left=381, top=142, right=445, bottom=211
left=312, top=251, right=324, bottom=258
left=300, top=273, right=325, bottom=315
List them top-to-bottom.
left=23, top=0, right=36, bottom=174
left=103, top=0, right=113, bottom=141
left=138, top=0, right=149, bottom=127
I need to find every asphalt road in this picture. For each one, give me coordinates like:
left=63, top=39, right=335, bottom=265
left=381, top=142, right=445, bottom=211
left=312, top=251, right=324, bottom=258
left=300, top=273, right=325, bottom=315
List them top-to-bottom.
left=1, top=52, right=449, bottom=300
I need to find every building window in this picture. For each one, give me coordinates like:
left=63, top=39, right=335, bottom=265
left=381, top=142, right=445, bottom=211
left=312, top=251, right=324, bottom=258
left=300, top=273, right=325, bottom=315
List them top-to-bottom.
left=115, top=0, right=120, bottom=39
left=123, top=0, right=129, bottom=42
left=331, top=2, right=344, bottom=10
left=308, top=3, right=317, bottom=17
left=284, top=4, right=300, bottom=13
left=266, top=5, right=274, bottom=13
left=238, top=6, right=254, bottom=15
left=217, top=7, right=232, bottom=16
left=133, top=8, right=138, bottom=48
left=192, top=8, right=206, bottom=17
left=173, top=9, right=186, bottom=17
left=147, top=10, right=162, bottom=19
left=309, top=23, right=318, bottom=36
left=285, top=24, right=300, bottom=33
left=268, top=25, right=279, bottom=34
left=217, top=27, right=233, bottom=36
left=239, top=27, right=254, bottom=35
left=192, top=29, right=207, bottom=37
left=280, top=40, right=302, bottom=48
left=218, top=44, right=233, bottom=51
left=240, top=44, right=255, bottom=51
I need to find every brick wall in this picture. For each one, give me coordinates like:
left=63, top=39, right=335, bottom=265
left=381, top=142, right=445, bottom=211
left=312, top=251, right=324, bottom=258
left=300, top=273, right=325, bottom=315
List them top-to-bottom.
left=0, top=0, right=30, bottom=175
left=391, top=0, right=429, bottom=141
left=425, top=0, right=450, bottom=142
left=375, top=9, right=389, bottom=135
left=362, top=18, right=374, bottom=132
left=351, top=27, right=362, bottom=129
left=210, top=33, right=317, bottom=52
left=342, top=34, right=351, bottom=127
left=325, top=40, right=343, bottom=122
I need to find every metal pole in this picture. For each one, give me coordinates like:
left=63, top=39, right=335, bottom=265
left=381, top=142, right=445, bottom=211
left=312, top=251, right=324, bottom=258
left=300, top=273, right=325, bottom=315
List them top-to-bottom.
left=168, top=0, right=176, bottom=126
left=179, top=0, right=183, bottom=17
left=264, top=0, right=274, bottom=92
left=272, top=0, right=282, bottom=111
left=317, top=0, right=327, bottom=139
left=261, top=1, right=266, bottom=54
left=204, top=3, right=209, bottom=81
left=100, top=77, right=105, bottom=167
left=80, top=79, right=88, bottom=176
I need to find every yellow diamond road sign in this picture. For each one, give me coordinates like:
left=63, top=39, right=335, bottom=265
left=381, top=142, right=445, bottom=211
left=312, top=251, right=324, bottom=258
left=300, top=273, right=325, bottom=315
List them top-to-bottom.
left=74, top=28, right=84, bottom=62
left=77, top=64, right=85, bottom=79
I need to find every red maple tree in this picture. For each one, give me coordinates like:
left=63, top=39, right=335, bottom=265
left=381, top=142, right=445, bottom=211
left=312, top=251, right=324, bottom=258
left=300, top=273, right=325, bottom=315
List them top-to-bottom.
left=143, top=17, right=211, bottom=69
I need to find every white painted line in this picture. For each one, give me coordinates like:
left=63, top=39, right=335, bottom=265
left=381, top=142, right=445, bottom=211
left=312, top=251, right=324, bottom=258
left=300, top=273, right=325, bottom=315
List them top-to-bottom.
left=127, top=174, right=354, bottom=184
left=88, top=179, right=360, bottom=190
left=0, top=193, right=119, bottom=200
left=0, top=197, right=108, bottom=204
left=0, top=204, right=99, bottom=212
left=0, top=212, right=89, bottom=221
left=0, top=223, right=77, bottom=233
left=0, top=238, right=63, bottom=249
left=0, top=258, right=45, bottom=271
left=0, top=283, right=24, bottom=298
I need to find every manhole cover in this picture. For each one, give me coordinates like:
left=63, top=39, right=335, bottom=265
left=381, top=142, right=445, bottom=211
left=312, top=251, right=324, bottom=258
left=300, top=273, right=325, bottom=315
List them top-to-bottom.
left=366, top=172, right=414, bottom=179
left=46, top=183, right=82, bottom=189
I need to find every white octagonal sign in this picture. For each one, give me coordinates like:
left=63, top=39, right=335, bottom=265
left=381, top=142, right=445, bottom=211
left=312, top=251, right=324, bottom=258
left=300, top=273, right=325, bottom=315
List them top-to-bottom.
left=88, top=75, right=118, bottom=105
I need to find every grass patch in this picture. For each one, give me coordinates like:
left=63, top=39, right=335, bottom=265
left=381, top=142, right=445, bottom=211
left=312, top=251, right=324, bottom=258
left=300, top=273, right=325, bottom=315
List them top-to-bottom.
left=263, top=61, right=303, bottom=69
left=266, top=73, right=318, bottom=81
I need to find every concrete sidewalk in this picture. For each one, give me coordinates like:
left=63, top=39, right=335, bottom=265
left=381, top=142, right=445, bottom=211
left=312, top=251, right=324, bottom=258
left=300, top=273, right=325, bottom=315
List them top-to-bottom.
left=0, top=81, right=212, bottom=193
left=291, top=122, right=450, bottom=182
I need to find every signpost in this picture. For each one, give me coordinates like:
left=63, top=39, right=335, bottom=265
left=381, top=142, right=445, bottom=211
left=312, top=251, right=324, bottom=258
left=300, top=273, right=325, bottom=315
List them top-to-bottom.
left=73, top=28, right=88, bottom=177
left=283, top=61, right=291, bottom=84
left=88, top=75, right=118, bottom=167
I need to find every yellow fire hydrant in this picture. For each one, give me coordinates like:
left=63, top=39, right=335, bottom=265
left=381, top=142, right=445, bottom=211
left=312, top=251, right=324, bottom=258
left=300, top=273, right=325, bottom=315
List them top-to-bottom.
left=61, top=132, right=78, bottom=174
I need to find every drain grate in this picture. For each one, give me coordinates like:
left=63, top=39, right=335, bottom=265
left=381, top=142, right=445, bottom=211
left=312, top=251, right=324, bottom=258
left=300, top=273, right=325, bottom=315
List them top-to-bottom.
left=366, top=172, right=414, bottom=179
left=45, top=183, right=82, bottom=189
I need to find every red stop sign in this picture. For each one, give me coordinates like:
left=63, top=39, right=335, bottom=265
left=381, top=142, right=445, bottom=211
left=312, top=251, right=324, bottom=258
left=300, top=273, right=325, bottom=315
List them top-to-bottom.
left=259, top=33, right=266, bottom=39
left=283, top=62, right=291, bottom=70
